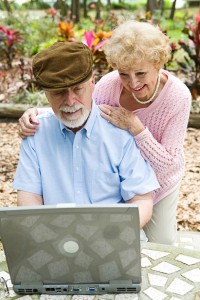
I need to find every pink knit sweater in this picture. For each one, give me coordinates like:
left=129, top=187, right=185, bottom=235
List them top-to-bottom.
left=93, top=70, right=192, bottom=204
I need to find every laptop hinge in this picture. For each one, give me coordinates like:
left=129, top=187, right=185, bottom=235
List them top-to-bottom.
left=109, top=280, right=133, bottom=285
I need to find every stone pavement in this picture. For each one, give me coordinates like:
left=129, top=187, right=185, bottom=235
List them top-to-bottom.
left=0, top=231, right=199, bottom=300
left=175, top=231, right=200, bottom=252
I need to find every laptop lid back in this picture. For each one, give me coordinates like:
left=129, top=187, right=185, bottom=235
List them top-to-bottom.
left=0, top=204, right=141, bottom=294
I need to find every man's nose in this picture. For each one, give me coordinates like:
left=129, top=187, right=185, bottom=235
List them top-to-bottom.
left=63, top=89, right=76, bottom=106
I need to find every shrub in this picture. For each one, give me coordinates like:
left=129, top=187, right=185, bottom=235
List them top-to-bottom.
left=22, top=0, right=50, bottom=10
left=177, top=12, right=200, bottom=98
left=0, top=26, right=23, bottom=68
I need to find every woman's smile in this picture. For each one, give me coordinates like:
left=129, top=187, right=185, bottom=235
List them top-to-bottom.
left=132, top=85, right=146, bottom=92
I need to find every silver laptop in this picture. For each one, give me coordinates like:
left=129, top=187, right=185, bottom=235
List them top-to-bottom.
left=0, top=204, right=141, bottom=295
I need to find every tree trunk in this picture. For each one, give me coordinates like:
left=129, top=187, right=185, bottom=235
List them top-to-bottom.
left=3, top=0, right=12, bottom=12
left=71, top=0, right=80, bottom=23
left=83, top=0, right=88, bottom=18
left=96, top=0, right=101, bottom=19
left=107, top=0, right=111, bottom=11
left=146, top=0, right=157, bottom=15
left=159, top=0, right=164, bottom=16
left=169, top=0, right=176, bottom=20
left=0, top=104, right=32, bottom=118
left=0, top=104, right=199, bottom=129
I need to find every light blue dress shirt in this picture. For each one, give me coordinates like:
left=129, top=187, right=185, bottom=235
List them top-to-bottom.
left=13, top=101, right=160, bottom=205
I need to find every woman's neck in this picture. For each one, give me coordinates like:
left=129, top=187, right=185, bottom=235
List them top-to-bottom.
left=119, top=72, right=168, bottom=111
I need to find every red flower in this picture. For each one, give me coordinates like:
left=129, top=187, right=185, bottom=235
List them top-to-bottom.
left=47, top=8, right=57, bottom=17
left=0, top=26, right=23, bottom=46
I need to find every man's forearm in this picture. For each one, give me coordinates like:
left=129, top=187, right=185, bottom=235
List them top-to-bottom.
left=17, top=190, right=43, bottom=206
left=126, top=192, right=153, bottom=228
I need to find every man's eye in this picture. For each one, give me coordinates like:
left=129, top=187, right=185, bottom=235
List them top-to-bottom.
left=74, top=87, right=82, bottom=91
left=53, top=92, right=63, bottom=96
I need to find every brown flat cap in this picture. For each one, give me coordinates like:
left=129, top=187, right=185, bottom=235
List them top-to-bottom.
left=32, top=42, right=93, bottom=92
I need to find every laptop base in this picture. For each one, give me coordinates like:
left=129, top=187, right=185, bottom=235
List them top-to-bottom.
left=14, top=281, right=141, bottom=295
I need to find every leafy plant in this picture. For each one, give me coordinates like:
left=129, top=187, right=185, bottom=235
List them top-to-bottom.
left=0, top=12, right=58, bottom=57
left=177, top=12, right=200, bottom=98
left=57, top=21, right=76, bottom=41
left=0, top=26, right=23, bottom=68
left=83, top=29, right=112, bottom=80
left=12, top=89, right=48, bottom=106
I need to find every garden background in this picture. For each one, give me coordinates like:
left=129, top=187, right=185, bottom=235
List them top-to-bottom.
left=0, top=0, right=200, bottom=231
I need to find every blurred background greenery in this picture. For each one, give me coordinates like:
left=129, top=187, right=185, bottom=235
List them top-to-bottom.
left=0, top=0, right=199, bottom=106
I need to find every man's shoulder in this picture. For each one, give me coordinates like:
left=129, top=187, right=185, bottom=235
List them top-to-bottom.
left=95, top=108, right=135, bottom=141
left=34, top=111, right=59, bottom=136
left=37, top=111, right=55, bottom=121
left=37, top=111, right=58, bottom=126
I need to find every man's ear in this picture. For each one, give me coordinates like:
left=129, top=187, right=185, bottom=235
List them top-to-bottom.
left=91, top=73, right=95, bottom=85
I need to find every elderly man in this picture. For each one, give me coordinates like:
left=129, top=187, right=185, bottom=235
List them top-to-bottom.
left=13, top=42, right=160, bottom=228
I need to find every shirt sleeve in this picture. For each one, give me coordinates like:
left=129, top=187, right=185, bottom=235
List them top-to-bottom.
left=12, top=137, right=42, bottom=195
left=119, top=137, right=160, bottom=201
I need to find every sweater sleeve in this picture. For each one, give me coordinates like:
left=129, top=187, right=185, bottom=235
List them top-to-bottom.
left=134, top=90, right=192, bottom=173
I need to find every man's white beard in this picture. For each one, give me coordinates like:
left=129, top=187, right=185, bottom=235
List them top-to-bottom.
left=57, top=104, right=90, bottom=129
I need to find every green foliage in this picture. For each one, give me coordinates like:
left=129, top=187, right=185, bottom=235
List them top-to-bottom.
left=0, top=0, right=20, bottom=10
left=22, top=0, right=51, bottom=10
left=54, top=0, right=69, bottom=16
left=163, top=0, right=173, bottom=9
left=110, top=1, right=145, bottom=10
left=1, top=6, right=200, bottom=102
left=160, top=11, right=200, bottom=98
left=0, top=12, right=58, bottom=57
left=176, top=13, right=200, bottom=98
left=0, top=25, right=23, bottom=68
left=12, top=89, right=48, bottom=106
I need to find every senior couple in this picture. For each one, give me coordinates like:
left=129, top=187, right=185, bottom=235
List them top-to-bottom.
left=15, top=21, right=191, bottom=245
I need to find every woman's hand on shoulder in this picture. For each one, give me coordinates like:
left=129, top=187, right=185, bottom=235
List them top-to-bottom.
left=99, top=104, right=145, bottom=136
left=18, top=107, right=39, bottom=139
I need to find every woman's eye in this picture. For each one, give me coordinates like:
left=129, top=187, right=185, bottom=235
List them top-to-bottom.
left=137, top=72, right=145, bottom=77
left=119, top=73, right=128, bottom=77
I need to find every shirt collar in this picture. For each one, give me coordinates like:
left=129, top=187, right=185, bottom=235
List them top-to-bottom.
left=59, top=100, right=99, bottom=138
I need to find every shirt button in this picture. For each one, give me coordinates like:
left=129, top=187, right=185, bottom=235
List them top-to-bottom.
left=76, top=145, right=79, bottom=149
left=76, top=167, right=79, bottom=171
left=76, top=190, right=80, bottom=194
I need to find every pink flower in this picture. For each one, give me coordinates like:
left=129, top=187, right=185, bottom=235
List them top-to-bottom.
left=47, top=8, right=57, bottom=17
left=0, top=26, right=22, bottom=46
left=83, top=30, right=94, bottom=48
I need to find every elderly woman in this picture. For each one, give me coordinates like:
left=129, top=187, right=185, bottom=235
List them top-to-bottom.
left=18, top=21, right=191, bottom=245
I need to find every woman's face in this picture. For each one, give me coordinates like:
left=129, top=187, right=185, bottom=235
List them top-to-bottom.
left=118, top=61, right=160, bottom=101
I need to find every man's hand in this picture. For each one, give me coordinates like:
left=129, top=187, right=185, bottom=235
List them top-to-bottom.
left=18, top=107, right=39, bottom=139
left=126, top=192, right=153, bottom=228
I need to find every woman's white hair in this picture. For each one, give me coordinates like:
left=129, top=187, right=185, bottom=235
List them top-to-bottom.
left=104, top=20, right=171, bottom=70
